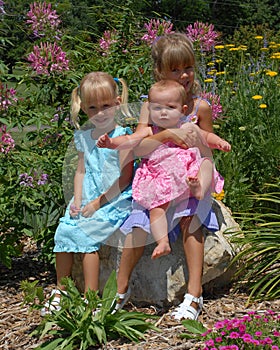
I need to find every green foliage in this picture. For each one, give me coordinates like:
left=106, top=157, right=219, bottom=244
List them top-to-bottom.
left=229, top=182, right=280, bottom=301
left=21, top=271, right=159, bottom=348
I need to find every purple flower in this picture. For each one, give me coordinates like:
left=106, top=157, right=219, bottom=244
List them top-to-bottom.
left=26, top=1, right=61, bottom=39
left=141, top=19, right=174, bottom=46
left=186, top=21, right=220, bottom=52
left=27, top=42, right=69, bottom=75
left=19, top=173, right=34, bottom=187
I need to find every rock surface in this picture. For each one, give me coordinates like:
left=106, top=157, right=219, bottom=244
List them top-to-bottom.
left=72, top=199, right=240, bottom=306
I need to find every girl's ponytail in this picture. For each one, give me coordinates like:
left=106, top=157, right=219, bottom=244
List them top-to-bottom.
left=71, top=86, right=81, bottom=129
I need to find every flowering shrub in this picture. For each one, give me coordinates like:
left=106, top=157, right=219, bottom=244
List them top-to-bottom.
left=26, top=1, right=61, bottom=39
left=141, top=19, right=174, bottom=46
left=186, top=21, right=220, bottom=52
left=27, top=42, right=69, bottom=75
left=200, top=311, right=280, bottom=349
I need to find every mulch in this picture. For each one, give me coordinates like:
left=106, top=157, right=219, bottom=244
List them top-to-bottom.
left=1, top=239, right=279, bottom=350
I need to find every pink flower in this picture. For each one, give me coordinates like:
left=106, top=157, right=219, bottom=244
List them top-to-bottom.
left=26, top=1, right=61, bottom=38
left=141, top=19, right=174, bottom=46
left=186, top=21, right=220, bottom=52
left=99, top=30, right=117, bottom=54
left=27, top=42, right=69, bottom=75
left=0, top=84, right=18, bottom=110
left=201, top=91, right=223, bottom=120
left=0, top=125, right=15, bottom=154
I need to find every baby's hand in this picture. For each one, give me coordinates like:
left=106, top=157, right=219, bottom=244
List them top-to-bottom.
left=97, top=133, right=113, bottom=149
left=216, top=140, right=231, bottom=152
left=70, top=203, right=81, bottom=218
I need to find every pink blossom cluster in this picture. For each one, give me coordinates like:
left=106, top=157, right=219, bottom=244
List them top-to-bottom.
left=0, top=0, right=5, bottom=15
left=26, top=2, right=61, bottom=38
left=141, top=19, right=174, bottom=46
left=186, top=21, right=220, bottom=52
left=99, top=30, right=117, bottom=54
left=27, top=42, right=69, bottom=75
left=0, top=84, right=18, bottom=110
left=201, top=91, right=223, bottom=120
left=0, top=125, right=15, bottom=154
left=19, top=172, right=49, bottom=187
left=201, top=310, right=280, bottom=350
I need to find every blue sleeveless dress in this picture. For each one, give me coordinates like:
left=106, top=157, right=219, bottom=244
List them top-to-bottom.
left=54, top=126, right=133, bottom=253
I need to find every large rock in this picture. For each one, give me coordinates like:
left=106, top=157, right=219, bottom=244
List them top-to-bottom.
left=72, top=200, right=240, bottom=306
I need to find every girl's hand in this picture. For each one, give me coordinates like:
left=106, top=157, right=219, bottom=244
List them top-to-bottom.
left=169, top=123, right=200, bottom=148
left=81, top=197, right=101, bottom=217
left=70, top=203, right=81, bottom=218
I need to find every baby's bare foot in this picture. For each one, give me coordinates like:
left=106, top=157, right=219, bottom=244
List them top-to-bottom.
left=187, top=176, right=203, bottom=200
left=151, top=242, right=171, bottom=259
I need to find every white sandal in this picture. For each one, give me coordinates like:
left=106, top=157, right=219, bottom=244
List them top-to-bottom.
left=113, top=286, right=131, bottom=312
left=41, top=289, right=66, bottom=317
left=171, top=293, right=203, bottom=321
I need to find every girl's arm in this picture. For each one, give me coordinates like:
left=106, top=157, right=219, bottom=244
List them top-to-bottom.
left=197, top=99, right=214, bottom=133
left=96, top=102, right=151, bottom=150
left=81, top=149, right=134, bottom=217
left=70, top=152, right=85, bottom=217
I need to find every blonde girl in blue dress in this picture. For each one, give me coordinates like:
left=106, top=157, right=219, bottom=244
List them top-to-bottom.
left=41, top=72, right=134, bottom=315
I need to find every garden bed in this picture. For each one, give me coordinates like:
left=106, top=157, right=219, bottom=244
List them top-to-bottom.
left=1, top=240, right=279, bottom=350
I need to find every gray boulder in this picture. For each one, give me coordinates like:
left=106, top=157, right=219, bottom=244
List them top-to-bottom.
left=72, top=199, right=240, bottom=306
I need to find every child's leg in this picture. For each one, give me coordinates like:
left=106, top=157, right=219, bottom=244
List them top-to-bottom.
left=187, top=159, right=213, bottom=200
left=150, top=203, right=171, bottom=259
left=56, top=252, right=74, bottom=291
left=82, top=252, right=100, bottom=293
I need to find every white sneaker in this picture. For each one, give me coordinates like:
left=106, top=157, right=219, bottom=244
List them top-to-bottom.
left=41, top=289, right=66, bottom=317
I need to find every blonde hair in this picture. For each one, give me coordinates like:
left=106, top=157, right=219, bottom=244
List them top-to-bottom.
left=151, top=32, right=201, bottom=95
left=70, top=72, right=128, bottom=129
left=148, top=80, right=187, bottom=105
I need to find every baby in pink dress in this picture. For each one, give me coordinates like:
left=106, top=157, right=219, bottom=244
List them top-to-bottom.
left=132, top=80, right=230, bottom=259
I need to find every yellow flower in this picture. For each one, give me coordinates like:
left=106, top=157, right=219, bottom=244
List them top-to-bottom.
left=255, top=35, right=263, bottom=40
left=225, top=44, right=235, bottom=47
left=215, top=45, right=225, bottom=49
left=229, top=47, right=238, bottom=51
left=261, top=47, right=269, bottom=51
left=215, top=59, right=222, bottom=63
left=207, top=62, right=215, bottom=66
left=207, top=70, right=216, bottom=75
left=216, top=71, right=225, bottom=75
left=266, top=71, right=278, bottom=77
left=204, top=78, right=213, bottom=83
left=226, top=80, right=233, bottom=84
left=252, top=95, right=263, bottom=100
left=259, top=104, right=267, bottom=109
left=213, top=124, right=220, bottom=129
left=239, top=126, right=246, bottom=131
left=212, top=190, right=225, bottom=201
